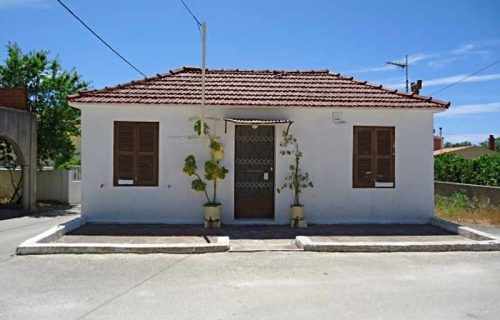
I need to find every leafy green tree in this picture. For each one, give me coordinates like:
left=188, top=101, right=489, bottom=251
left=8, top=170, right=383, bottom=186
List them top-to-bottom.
left=0, top=42, right=88, bottom=168
left=444, top=141, right=472, bottom=148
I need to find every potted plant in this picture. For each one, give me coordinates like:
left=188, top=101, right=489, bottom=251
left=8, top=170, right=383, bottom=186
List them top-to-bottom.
left=183, top=121, right=228, bottom=228
left=277, top=129, right=313, bottom=228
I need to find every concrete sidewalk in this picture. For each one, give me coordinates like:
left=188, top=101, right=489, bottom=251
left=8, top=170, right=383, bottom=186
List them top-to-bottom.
left=19, top=220, right=500, bottom=253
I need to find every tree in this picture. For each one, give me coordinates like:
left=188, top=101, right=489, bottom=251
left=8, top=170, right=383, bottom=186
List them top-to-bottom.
left=0, top=43, right=88, bottom=168
left=444, top=141, right=472, bottom=148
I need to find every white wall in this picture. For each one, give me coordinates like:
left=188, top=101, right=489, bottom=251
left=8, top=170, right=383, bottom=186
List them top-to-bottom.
left=79, top=104, right=436, bottom=224
left=1, top=169, right=81, bottom=205
left=37, top=169, right=81, bottom=204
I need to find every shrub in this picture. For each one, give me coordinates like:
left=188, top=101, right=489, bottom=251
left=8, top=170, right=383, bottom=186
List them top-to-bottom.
left=434, top=154, right=500, bottom=186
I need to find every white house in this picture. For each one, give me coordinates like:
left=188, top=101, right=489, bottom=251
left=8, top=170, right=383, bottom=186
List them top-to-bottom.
left=68, top=67, right=449, bottom=225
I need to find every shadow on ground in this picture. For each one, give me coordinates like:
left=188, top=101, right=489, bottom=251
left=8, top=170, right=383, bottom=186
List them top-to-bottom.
left=67, top=223, right=455, bottom=240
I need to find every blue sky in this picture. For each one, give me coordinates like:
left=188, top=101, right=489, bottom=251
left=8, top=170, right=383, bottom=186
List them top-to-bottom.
left=1, top=0, right=499, bottom=144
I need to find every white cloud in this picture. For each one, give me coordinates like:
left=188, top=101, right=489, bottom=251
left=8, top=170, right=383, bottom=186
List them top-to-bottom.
left=0, top=0, right=49, bottom=9
left=350, top=41, right=497, bottom=74
left=451, top=43, right=489, bottom=56
left=350, top=53, right=434, bottom=73
left=407, top=53, right=436, bottom=64
left=349, top=65, right=397, bottom=73
left=384, top=73, right=500, bottom=89
left=425, top=73, right=500, bottom=86
left=437, top=102, right=500, bottom=117
left=444, top=133, right=500, bottom=144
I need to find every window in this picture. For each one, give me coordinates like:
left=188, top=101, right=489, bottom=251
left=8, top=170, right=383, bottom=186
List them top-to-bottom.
left=113, top=121, right=159, bottom=186
left=353, top=126, right=395, bottom=188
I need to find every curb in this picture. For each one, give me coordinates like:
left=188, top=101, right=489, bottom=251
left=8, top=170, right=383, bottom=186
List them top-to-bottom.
left=430, top=217, right=498, bottom=241
left=16, top=218, right=230, bottom=255
left=295, top=221, right=500, bottom=252
left=296, top=237, right=500, bottom=252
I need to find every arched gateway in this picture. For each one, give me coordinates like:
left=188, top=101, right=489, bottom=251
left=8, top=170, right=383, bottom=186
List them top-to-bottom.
left=0, top=88, right=37, bottom=211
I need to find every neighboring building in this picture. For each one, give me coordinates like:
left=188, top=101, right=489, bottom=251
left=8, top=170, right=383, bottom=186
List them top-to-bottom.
left=68, top=67, right=449, bottom=224
left=0, top=88, right=37, bottom=211
left=433, top=145, right=499, bottom=159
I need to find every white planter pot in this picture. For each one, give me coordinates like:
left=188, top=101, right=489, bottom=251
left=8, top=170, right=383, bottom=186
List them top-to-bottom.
left=204, top=205, right=221, bottom=228
left=290, top=205, right=307, bottom=228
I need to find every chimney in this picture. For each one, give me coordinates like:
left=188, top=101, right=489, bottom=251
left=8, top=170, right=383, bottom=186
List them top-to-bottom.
left=411, top=80, right=423, bottom=95
left=433, top=135, right=443, bottom=151
left=488, top=135, right=496, bottom=151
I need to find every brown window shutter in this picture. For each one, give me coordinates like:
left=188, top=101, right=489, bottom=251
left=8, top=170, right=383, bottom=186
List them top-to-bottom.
left=114, top=121, right=159, bottom=187
left=114, top=122, right=136, bottom=185
left=136, top=122, right=159, bottom=186
left=353, top=126, right=395, bottom=188
left=353, top=127, right=374, bottom=187
left=374, top=128, right=395, bottom=184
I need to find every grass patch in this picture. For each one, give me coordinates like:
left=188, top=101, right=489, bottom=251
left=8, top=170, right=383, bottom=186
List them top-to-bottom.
left=436, top=192, right=500, bottom=226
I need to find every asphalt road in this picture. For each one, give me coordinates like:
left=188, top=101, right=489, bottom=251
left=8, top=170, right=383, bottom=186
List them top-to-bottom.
left=1, top=214, right=500, bottom=320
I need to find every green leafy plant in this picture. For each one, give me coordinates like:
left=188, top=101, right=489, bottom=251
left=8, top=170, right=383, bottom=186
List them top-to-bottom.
left=0, top=42, right=88, bottom=168
left=183, top=122, right=228, bottom=206
left=277, top=129, right=313, bottom=207
left=435, top=154, right=500, bottom=186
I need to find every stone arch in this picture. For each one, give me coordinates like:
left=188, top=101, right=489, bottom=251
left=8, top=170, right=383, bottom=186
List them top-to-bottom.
left=0, top=106, right=37, bottom=211
left=0, top=135, right=25, bottom=205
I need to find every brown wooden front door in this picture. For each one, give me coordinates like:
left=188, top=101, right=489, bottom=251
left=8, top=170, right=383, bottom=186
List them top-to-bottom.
left=235, top=125, right=275, bottom=219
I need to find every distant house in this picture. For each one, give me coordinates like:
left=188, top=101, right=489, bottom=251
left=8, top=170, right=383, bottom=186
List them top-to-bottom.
left=68, top=67, right=449, bottom=225
left=433, top=145, right=499, bottom=159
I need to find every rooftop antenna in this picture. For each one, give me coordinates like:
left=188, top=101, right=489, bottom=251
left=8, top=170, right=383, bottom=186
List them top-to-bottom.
left=386, top=54, right=409, bottom=93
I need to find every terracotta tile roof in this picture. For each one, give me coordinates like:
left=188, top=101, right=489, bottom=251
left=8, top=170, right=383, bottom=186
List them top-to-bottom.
left=68, top=66, right=450, bottom=109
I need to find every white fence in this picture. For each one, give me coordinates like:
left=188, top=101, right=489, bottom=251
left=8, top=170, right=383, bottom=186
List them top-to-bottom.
left=0, top=167, right=81, bottom=205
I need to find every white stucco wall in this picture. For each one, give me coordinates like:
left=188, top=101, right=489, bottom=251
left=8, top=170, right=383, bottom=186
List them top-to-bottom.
left=77, top=103, right=436, bottom=224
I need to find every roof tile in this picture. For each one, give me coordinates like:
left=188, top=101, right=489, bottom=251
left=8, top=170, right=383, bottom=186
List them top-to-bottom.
left=68, top=67, right=450, bottom=109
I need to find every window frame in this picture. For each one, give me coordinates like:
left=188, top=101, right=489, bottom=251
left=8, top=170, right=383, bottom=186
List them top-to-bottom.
left=113, top=121, right=159, bottom=187
left=353, top=126, right=395, bottom=189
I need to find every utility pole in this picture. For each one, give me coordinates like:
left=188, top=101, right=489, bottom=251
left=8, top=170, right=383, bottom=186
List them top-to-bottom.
left=180, top=0, right=208, bottom=137
left=200, top=22, right=207, bottom=136
left=386, top=54, right=409, bottom=93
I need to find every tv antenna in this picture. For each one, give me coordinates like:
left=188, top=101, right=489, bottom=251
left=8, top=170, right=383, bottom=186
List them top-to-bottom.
left=386, top=54, right=409, bottom=93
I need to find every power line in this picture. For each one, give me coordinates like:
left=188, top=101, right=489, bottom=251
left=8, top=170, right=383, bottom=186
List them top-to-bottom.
left=55, top=0, right=146, bottom=77
left=179, top=0, right=202, bottom=28
left=430, top=59, right=500, bottom=95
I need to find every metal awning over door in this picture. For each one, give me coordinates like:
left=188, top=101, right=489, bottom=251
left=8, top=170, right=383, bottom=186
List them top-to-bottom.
left=224, top=118, right=293, bottom=133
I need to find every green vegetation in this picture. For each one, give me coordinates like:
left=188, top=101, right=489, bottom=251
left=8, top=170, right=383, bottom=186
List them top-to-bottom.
left=0, top=42, right=88, bottom=168
left=183, top=121, right=228, bottom=206
left=277, top=129, right=313, bottom=207
left=444, top=141, right=472, bottom=148
left=434, top=154, right=500, bottom=186
left=435, top=192, right=500, bottom=225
